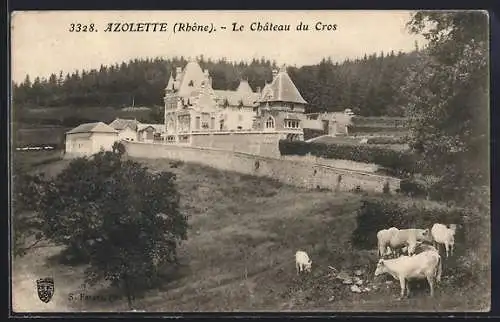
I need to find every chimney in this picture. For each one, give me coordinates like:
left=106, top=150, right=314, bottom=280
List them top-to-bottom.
left=176, top=67, right=182, bottom=75
left=272, top=69, right=278, bottom=80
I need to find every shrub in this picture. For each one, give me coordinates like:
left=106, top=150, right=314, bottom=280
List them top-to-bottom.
left=303, top=129, right=326, bottom=140
left=366, top=137, right=408, bottom=145
left=278, top=140, right=420, bottom=177
left=399, top=178, right=427, bottom=197
left=382, top=181, right=390, bottom=194
left=351, top=197, right=466, bottom=250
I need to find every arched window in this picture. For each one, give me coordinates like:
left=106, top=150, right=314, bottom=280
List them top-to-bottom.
left=265, top=116, right=275, bottom=129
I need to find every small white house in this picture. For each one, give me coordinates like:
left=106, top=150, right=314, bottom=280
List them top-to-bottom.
left=108, top=118, right=140, bottom=142
left=65, top=122, right=119, bottom=156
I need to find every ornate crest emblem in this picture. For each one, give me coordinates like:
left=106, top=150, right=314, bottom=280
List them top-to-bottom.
left=36, top=277, right=55, bottom=303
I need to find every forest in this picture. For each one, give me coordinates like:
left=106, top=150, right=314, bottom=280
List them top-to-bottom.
left=12, top=48, right=420, bottom=117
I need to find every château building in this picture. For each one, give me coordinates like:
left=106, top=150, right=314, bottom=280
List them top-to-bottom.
left=163, top=59, right=307, bottom=144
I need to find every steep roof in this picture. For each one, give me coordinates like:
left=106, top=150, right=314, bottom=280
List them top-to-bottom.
left=177, top=60, right=207, bottom=98
left=259, top=66, right=307, bottom=105
left=166, top=72, right=175, bottom=91
left=213, top=79, right=259, bottom=107
left=236, top=80, right=253, bottom=93
left=213, top=90, right=259, bottom=107
left=108, top=118, right=140, bottom=131
left=66, top=122, right=118, bottom=134
left=137, top=123, right=165, bottom=133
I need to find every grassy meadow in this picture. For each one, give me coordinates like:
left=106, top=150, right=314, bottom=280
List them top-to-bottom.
left=11, top=153, right=490, bottom=313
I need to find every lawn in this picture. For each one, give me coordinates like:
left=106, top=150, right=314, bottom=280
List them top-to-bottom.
left=11, top=156, right=490, bottom=313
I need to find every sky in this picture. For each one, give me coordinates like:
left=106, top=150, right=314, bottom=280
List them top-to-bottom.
left=11, top=10, right=426, bottom=83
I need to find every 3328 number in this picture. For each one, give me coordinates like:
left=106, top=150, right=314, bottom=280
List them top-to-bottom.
left=69, top=23, right=96, bottom=32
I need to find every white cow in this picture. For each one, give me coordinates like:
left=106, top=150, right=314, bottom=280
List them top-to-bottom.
left=360, top=138, right=368, bottom=144
left=431, top=223, right=457, bottom=258
left=377, top=227, right=399, bottom=257
left=389, top=228, right=432, bottom=257
left=374, top=249, right=442, bottom=299
left=295, top=250, right=312, bottom=275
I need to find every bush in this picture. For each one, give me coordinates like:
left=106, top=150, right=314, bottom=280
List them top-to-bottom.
left=350, top=116, right=408, bottom=127
left=303, top=129, right=326, bottom=140
left=367, top=137, right=407, bottom=145
left=278, top=140, right=420, bottom=177
left=399, top=178, right=427, bottom=197
left=351, top=197, right=466, bottom=250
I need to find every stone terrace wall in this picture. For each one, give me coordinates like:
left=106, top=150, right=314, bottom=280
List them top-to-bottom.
left=190, top=131, right=286, bottom=158
left=123, top=141, right=401, bottom=193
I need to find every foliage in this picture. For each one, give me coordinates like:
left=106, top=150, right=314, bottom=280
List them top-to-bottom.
left=401, top=11, right=489, bottom=204
left=13, top=52, right=419, bottom=116
left=350, top=116, right=408, bottom=127
left=347, top=125, right=409, bottom=135
left=303, top=128, right=326, bottom=140
left=366, top=136, right=407, bottom=145
left=278, top=140, right=419, bottom=177
left=112, top=141, right=126, bottom=155
left=36, top=151, right=188, bottom=308
left=11, top=173, right=48, bottom=257
left=399, top=178, right=427, bottom=198
left=351, top=197, right=465, bottom=249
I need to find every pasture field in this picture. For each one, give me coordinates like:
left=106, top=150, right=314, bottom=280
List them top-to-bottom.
left=11, top=106, right=159, bottom=149
left=14, top=106, right=153, bottom=125
left=11, top=155, right=489, bottom=312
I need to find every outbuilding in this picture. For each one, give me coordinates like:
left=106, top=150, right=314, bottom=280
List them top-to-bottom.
left=65, top=122, right=119, bottom=156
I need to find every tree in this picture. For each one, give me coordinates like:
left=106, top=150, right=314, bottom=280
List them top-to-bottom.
left=402, top=11, right=488, bottom=203
left=36, top=151, right=188, bottom=309
left=12, top=172, right=48, bottom=257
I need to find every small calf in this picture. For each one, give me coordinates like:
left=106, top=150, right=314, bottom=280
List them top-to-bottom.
left=431, top=223, right=457, bottom=258
left=295, top=250, right=312, bottom=275
left=374, top=250, right=442, bottom=299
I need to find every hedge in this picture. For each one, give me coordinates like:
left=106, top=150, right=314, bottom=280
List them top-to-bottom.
left=350, top=116, right=408, bottom=127
left=347, top=126, right=409, bottom=135
left=303, top=128, right=326, bottom=141
left=366, top=137, right=407, bottom=145
left=279, top=140, right=420, bottom=176
left=351, top=197, right=466, bottom=250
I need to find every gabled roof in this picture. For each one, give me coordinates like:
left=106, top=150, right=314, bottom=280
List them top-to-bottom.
left=177, top=60, right=207, bottom=98
left=259, top=66, right=307, bottom=105
left=213, top=90, right=260, bottom=107
left=109, top=118, right=140, bottom=131
left=66, top=122, right=118, bottom=134
left=137, top=123, right=165, bottom=133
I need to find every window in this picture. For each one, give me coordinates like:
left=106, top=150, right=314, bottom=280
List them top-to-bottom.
left=188, top=80, right=194, bottom=87
left=265, top=116, right=275, bottom=129
left=284, top=119, right=300, bottom=129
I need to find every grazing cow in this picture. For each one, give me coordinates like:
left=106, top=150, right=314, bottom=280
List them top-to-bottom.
left=360, top=138, right=368, bottom=144
left=431, top=223, right=457, bottom=258
left=377, top=227, right=399, bottom=257
left=389, top=228, right=432, bottom=257
left=413, top=242, right=439, bottom=255
left=295, top=250, right=312, bottom=275
left=374, top=250, right=442, bottom=299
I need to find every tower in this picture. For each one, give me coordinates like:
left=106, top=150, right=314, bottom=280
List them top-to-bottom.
left=164, top=71, right=179, bottom=137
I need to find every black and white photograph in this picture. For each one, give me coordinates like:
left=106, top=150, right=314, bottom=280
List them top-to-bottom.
left=10, top=10, right=490, bottom=313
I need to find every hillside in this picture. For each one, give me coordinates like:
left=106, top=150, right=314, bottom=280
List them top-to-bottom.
left=13, top=51, right=419, bottom=117
left=12, top=153, right=489, bottom=312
